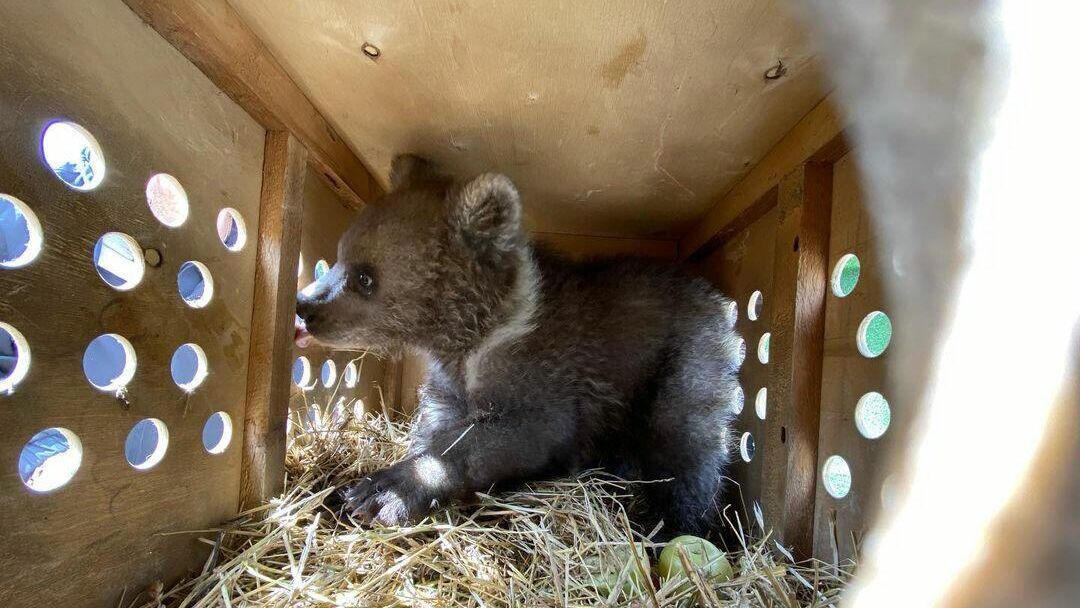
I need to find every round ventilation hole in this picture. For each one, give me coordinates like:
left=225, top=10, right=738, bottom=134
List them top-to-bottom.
left=41, top=121, right=106, bottom=191
left=145, top=173, right=189, bottom=227
left=0, top=194, right=44, bottom=268
left=216, top=208, right=247, bottom=252
left=93, top=232, right=145, bottom=290
left=831, top=253, right=861, bottom=297
left=314, top=259, right=330, bottom=281
left=177, top=261, right=214, bottom=308
left=747, top=290, right=764, bottom=321
left=724, top=299, right=738, bottom=328
left=857, top=311, right=893, bottom=358
left=0, top=322, right=31, bottom=393
left=758, top=332, right=770, bottom=364
left=83, top=333, right=136, bottom=391
left=735, top=337, right=747, bottom=367
left=170, top=343, right=208, bottom=392
left=292, top=356, right=312, bottom=388
left=320, top=359, right=337, bottom=388
left=343, top=361, right=359, bottom=388
left=731, top=384, right=745, bottom=415
left=755, top=387, right=767, bottom=420
left=855, top=391, right=891, bottom=439
left=330, top=401, right=347, bottom=428
left=304, top=404, right=322, bottom=432
left=202, top=412, right=233, bottom=454
left=125, top=418, right=169, bottom=470
left=19, top=427, right=82, bottom=492
left=739, top=432, right=755, bottom=462
left=822, top=455, right=852, bottom=499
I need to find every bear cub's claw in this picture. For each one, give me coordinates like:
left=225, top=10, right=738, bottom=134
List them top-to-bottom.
left=340, top=465, right=422, bottom=527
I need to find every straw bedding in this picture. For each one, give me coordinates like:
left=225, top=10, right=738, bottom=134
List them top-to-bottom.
left=132, top=396, right=852, bottom=607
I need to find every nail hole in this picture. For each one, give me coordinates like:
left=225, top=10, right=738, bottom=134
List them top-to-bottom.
left=361, top=42, right=381, bottom=60
left=764, top=59, right=788, bottom=81
left=143, top=248, right=162, bottom=268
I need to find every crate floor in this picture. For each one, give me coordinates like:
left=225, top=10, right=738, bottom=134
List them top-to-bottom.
left=137, top=405, right=852, bottom=607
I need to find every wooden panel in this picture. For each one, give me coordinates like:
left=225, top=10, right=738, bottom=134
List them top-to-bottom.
left=122, top=0, right=383, bottom=208
left=230, top=0, right=826, bottom=238
left=0, top=1, right=265, bottom=605
left=680, top=94, right=847, bottom=260
left=239, top=132, right=307, bottom=509
left=812, top=153, right=898, bottom=564
left=760, top=163, right=832, bottom=560
left=292, top=165, right=387, bottom=416
left=693, top=205, right=779, bottom=524
left=534, top=232, right=677, bottom=261
left=395, top=354, right=429, bottom=417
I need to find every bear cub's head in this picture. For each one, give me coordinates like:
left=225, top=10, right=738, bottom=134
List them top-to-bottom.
left=295, top=155, right=533, bottom=360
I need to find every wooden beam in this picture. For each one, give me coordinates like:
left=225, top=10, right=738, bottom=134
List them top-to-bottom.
left=121, top=0, right=384, bottom=208
left=679, top=94, right=847, bottom=261
left=240, top=131, right=307, bottom=509
left=761, top=162, right=833, bottom=560
left=533, top=232, right=678, bottom=261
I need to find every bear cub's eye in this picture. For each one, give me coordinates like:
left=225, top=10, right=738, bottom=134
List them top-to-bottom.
left=351, top=266, right=376, bottom=296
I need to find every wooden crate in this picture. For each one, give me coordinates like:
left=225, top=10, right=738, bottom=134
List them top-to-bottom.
left=4, top=0, right=1043, bottom=606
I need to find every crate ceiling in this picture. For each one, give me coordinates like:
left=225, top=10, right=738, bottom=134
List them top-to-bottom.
left=231, top=0, right=825, bottom=239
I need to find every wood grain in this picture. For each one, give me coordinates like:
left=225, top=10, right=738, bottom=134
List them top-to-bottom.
left=121, top=0, right=383, bottom=208
left=229, top=0, right=826, bottom=238
left=0, top=2, right=265, bottom=605
left=679, top=95, right=847, bottom=260
left=239, top=132, right=307, bottom=509
left=811, top=153, right=894, bottom=564
left=760, top=163, right=833, bottom=560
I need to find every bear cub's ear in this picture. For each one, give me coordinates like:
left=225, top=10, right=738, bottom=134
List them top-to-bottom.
left=389, top=154, right=443, bottom=191
left=450, top=173, right=523, bottom=255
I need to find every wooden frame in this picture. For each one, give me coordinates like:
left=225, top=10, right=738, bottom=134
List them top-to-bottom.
left=121, top=0, right=384, bottom=208
left=679, top=94, right=847, bottom=262
left=240, top=132, right=307, bottom=508
left=760, top=163, right=833, bottom=560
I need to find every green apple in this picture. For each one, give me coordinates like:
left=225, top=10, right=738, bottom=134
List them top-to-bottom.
left=657, top=536, right=733, bottom=584
left=589, top=543, right=651, bottom=597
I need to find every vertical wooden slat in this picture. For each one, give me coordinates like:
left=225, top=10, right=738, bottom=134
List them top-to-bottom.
left=240, top=131, right=307, bottom=508
left=761, top=162, right=833, bottom=559
left=379, top=359, right=406, bottom=419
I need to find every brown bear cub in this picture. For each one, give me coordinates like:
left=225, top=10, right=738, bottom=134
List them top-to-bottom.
left=295, top=155, right=742, bottom=537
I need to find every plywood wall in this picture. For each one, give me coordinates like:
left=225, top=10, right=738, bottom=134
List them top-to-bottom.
left=230, top=0, right=826, bottom=239
left=0, top=1, right=266, bottom=605
left=812, top=152, right=900, bottom=564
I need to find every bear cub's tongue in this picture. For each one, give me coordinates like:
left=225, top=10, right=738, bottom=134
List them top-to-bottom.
left=294, top=315, right=314, bottom=348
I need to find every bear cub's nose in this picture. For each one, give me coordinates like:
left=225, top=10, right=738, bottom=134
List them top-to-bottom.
left=296, top=295, right=319, bottom=324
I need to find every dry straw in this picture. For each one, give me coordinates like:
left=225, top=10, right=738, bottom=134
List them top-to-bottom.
left=131, top=393, right=851, bottom=607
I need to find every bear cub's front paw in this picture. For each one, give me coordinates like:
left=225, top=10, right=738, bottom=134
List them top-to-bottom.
left=340, top=463, right=428, bottom=526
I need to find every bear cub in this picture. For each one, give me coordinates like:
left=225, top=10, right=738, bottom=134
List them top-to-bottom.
left=295, top=155, right=742, bottom=536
